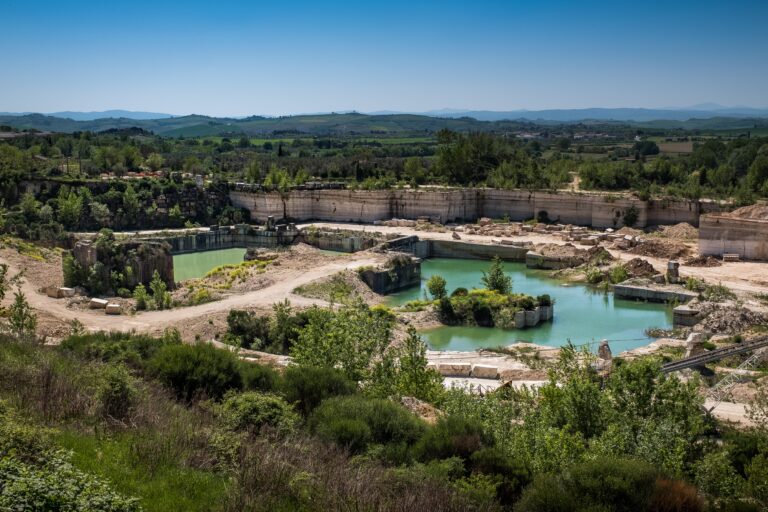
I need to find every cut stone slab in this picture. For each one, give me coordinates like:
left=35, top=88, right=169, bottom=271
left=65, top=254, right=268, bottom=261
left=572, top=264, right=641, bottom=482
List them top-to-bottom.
left=89, top=298, right=109, bottom=309
left=105, top=303, right=122, bottom=315
left=437, top=363, right=472, bottom=377
left=470, top=365, right=499, bottom=379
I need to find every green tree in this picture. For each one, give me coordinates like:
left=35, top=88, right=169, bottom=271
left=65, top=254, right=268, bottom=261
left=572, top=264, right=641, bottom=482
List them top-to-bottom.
left=145, top=152, right=165, bottom=172
left=122, top=183, right=140, bottom=218
left=57, top=187, right=84, bottom=228
left=481, top=256, right=511, bottom=295
left=426, top=275, right=447, bottom=300
left=8, top=288, right=37, bottom=340
left=291, top=301, right=393, bottom=382
left=368, top=327, right=444, bottom=403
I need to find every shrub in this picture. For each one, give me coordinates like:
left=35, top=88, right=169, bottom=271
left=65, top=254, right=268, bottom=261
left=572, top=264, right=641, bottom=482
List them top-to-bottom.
left=609, top=264, right=629, bottom=284
left=585, top=265, right=604, bottom=284
left=426, top=275, right=448, bottom=300
left=132, top=284, right=149, bottom=310
left=451, top=287, right=468, bottom=297
left=536, top=294, right=552, bottom=307
left=226, top=309, right=270, bottom=349
left=148, top=343, right=243, bottom=401
left=239, top=362, right=279, bottom=392
left=96, top=364, right=136, bottom=422
left=282, top=366, right=357, bottom=416
left=217, top=391, right=299, bottom=435
left=310, top=395, right=425, bottom=453
left=414, top=416, right=489, bottom=463
left=514, top=457, right=694, bottom=512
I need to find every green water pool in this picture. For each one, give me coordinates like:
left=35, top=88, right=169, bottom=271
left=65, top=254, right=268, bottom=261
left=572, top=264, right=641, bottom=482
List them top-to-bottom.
left=172, top=248, right=248, bottom=282
left=386, top=258, right=673, bottom=352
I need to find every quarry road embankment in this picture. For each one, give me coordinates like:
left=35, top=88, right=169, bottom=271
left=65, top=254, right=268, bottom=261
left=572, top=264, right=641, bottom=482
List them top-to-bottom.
left=300, top=222, right=768, bottom=294
left=4, top=252, right=382, bottom=335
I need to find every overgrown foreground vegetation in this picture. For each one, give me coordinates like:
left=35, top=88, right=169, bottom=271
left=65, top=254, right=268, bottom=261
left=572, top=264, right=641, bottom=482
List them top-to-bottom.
left=2, top=300, right=768, bottom=510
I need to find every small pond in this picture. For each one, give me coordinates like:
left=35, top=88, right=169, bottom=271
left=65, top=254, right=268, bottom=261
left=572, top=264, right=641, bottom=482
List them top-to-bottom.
left=173, top=248, right=248, bottom=282
left=386, top=258, right=673, bottom=352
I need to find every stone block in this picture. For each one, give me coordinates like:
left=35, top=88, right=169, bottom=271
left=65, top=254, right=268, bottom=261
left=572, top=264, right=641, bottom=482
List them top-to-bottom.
left=59, top=287, right=76, bottom=297
left=89, top=298, right=109, bottom=309
left=105, top=303, right=122, bottom=315
left=524, top=308, right=541, bottom=327
left=514, top=310, right=526, bottom=329
left=437, top=363, right=472, bottom=377
left=470, top=365, right=499, bottom=379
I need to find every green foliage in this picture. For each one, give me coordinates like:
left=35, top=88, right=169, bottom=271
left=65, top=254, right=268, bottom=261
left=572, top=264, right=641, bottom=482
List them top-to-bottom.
left=481, top=256, right=512, bottom=295
left=609, top=263, right=629, bottom=284
left=149, top=270, right=172, bottom=310
left=426, top=274, right=448, bottom=300
left=132, top=284, right=149, bottom=310
left=8, top=288, right=37, bottom=340
left=290, top=301, right=393, bottom=382
left=226, top=309, right=270, bottom=349
left=367, top=327, right=444, bottom=404
left=148, top=343, right=245, bottom=401
left=96, top=364, right=136, bottom=421
left=281, top=365, right=357, bottom=416
left=217, top=391, right=299, bottom=435
left=310, top=395, right=425, bottom=454
left=414, top=416, right=490, bottom=462
left=514, top=457, right=690, bottom=512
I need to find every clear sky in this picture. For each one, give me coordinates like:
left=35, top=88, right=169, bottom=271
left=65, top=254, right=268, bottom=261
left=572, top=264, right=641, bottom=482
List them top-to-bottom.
left=2, top=0, right=767, bottom=116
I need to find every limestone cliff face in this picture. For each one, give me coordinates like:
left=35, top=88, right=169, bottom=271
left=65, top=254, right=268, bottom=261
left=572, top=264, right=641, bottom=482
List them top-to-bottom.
left=230, top=189, right=712, bottom=228
left=72, top=239, right=175, bottom=289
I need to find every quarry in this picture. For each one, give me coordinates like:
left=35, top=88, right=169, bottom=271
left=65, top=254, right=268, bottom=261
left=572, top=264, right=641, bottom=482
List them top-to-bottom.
left=2, top=186, right=764, bottom=427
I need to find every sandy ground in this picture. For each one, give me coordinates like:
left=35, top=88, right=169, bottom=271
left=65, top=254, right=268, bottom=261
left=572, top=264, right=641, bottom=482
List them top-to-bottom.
left=0, top=244, right=385, bottom=338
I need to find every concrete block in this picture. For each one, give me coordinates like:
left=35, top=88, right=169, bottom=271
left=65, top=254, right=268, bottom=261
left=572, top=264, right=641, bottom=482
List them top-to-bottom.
left=89, top=298, right=109, bottom=309
left=105, top=303, right=122, bottom=315
left=437, top=363, right=472, bottom=377
left=471, top=365, right=499, bottom=379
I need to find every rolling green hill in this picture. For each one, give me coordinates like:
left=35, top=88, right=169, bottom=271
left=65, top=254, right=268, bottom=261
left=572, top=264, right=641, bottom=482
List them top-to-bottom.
left=1, top=111, right=766, bottom=137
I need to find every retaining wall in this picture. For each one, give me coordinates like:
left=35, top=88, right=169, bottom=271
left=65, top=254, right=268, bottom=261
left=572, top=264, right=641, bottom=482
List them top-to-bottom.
left=230, top=189, right=714, bottom=228
left=699, top=214, right=768, bottom=261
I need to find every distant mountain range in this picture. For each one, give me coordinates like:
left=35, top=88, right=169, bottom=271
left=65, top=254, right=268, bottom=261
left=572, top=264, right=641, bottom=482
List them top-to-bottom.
left=2, top=105, right=768, bottom=123
left=385, top=105, right=768, bottom=122
left=1, top=107, right=767, bottom=137
left=0, top=110, right=174, bottom=121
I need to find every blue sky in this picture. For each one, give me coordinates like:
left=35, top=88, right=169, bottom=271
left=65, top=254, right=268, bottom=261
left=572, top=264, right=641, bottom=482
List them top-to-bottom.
left=2, top=0, right=767, bottom=116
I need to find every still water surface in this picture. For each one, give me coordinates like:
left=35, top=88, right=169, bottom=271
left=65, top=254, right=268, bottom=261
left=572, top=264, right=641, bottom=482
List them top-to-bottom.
left=172, top=248, right=248, bottom=282
left=387, top=258, right=672, bottom=352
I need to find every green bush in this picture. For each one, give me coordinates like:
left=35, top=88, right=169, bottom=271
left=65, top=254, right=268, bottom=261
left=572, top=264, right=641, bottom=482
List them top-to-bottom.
left=609, top=264, right=629, bottom=284
left=451, top=287, right=468, bottom=297
left=536, top=294, right=552, bottom=307
left=226, top=309, right=270, bottom=349
left=148, top=343, right=243, bottom=401
left=239, top=362, right=279, bottom=393
left=96, top=364, right=136, bottom=421
left=281, top=366, right=357, bottom=416
left=217, top=391, right=299, bottom=435
left=310, top=395, right=425, bottom=453
left=414, top=416, right=489, bottom=462
left=513, top=457, right=700, bottom=512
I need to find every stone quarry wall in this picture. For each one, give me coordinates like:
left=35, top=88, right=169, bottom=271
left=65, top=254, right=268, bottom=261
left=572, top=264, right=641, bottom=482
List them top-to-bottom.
left=231, top=189, right=713, bottom=228
left=699, top=214, right=768, bottom=261
left=143, top=225, right=301, bottom=254
left=72, top=240, right=175, bottom=289
left=359, top=258, right=421, bottom=295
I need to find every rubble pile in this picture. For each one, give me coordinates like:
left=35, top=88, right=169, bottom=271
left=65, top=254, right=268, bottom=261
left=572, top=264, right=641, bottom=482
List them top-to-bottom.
left=696, top=303, right=767, bottom=334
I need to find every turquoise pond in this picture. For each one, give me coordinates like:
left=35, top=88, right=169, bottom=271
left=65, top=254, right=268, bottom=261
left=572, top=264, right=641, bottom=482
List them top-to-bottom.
left=172, top=248, right=248, bottom=282
left=386, top=258, right=673, bottom=352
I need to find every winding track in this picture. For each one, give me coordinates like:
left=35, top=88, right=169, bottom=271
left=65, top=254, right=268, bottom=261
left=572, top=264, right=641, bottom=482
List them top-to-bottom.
left=6, top=253, right=381, bottom=334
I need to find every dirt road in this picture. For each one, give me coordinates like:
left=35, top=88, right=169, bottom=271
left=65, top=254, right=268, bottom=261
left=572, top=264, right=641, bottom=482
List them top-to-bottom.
left=3, top=252, right=382, bottom=334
